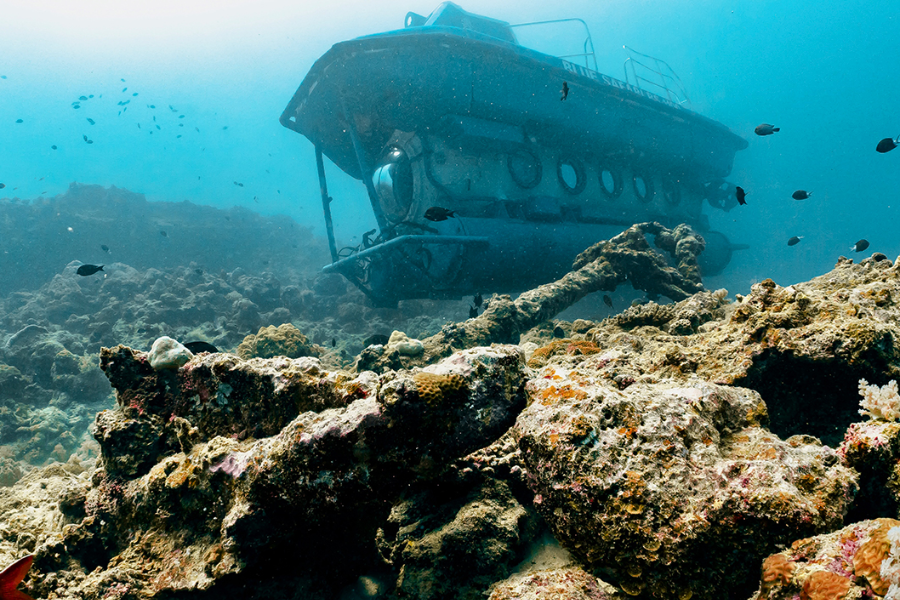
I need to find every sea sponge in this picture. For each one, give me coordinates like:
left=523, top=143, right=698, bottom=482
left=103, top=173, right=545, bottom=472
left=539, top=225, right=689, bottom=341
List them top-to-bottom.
left=236, top=323, right=314, bottom=359
left=412, top=372, right=467, bottom=407
left=853, top=518, right=900, bottom=595
left=761, top=553, right=795, bottom=591
left=800, top=570, right=850, bottom=600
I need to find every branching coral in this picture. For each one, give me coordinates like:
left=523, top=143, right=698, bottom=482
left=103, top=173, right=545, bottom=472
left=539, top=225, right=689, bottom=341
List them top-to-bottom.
left=858, top=379, right=900, bottom=422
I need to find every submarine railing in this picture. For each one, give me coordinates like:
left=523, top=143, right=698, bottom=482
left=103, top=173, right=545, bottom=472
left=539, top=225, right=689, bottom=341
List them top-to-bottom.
left=509, top=18, right=598, bottom=72
left=623, top=45, right=691, bottom=106
left=315, top=145, right=339, bottom=263
left=322, top=235, right=490, bottom=274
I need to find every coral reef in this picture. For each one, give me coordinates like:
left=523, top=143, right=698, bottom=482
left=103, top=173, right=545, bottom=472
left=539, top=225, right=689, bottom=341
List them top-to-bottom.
left=358, top=222, right=706, bottom=373
left=235, top=323, right=316, bottom=359
left=147, top=336, right=192, bottom=370
left=21, top=345, right=527, bottom=598
left=515, top=376, right=856, bottom=599
left=747, top=518, right=900, bottom=599
left=488, top=567, right=617, bottom=600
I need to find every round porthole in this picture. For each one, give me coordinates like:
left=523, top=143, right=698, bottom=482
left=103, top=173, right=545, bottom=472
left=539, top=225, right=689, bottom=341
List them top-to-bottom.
left=372, top=147, right=414, bottom=221
left=507, top=149, right=542, bottom=189
left=557, top=158, right=586, bottom=195
left=598, top=166, right=624, bottom=200
left=632, top=173, right=654, bottom=203
left=662, top=178, right=681, bottom=206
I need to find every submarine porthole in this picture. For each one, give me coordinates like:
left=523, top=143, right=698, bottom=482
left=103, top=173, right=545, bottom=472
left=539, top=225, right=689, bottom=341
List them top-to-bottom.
left=372, top=147, right=414, bottom=222
left=507, top=149, right=542, bottom=189
left=557, top=158, right=586, bottom=195
left=599, top=167, right=624, bottom=200
left=632, top=173, right=654, bottom=203
left=662, top=178, right=681, bottom=205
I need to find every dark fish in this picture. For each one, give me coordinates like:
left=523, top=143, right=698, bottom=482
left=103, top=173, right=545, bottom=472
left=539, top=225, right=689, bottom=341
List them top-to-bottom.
left=121, top=78, right=126, bottom=82
left=560, top=81, right=569, bottom=101
left=122, top=87, right=127, bottom=92
left=132, top=92, right=138, bottom=96
left=79, top=95, right=87, bottom=101
left=89, top=95, right=93, bottom=98
left=73, top=104, right=80, bottom=109
left=149, top=104, right=155, bottom=108
left=179, top=115, right=185, bottom=119
left=86, top=118, right=95, bottom=125
left=15, top=119, right=22, bottom=123
left=137, top=123, right=141, bottom=129
left=178, top=123, right=184, bottom=127
left=754, top=123, right=780, bottom=136
left=156, top=125, right=161, bottom=130
left=222, top=125, right=228, bottom=130
left=82, top=134, right=88, bottom=141
left=177, top=134, right=182, bottom=138
left=876, top=137, right=899, bottom=153
left=87, top=140, right=93, bottom=144
left=51, top=145, right=57, bottom=150
left=234, top=181, right=244, bottom=187
left=0, top=183, right=4, bottom=189
left=735, top=186, right=747, bottom=206
left=792, top=190, right=811, bottom=200
left=424, top=206, right=456, bottom=221
left=160, top=230, right=167, bottom=237
left=787, top=236, right=802, bottom=246
left=851, top=239, right=869, bottom=252
left=101, top=244, right=110, bottom=252
left=76, top=264, right=104, bottom=276
left=473, top=292, right=482, bottom=308
left=602, top=294, right=613, bottom=308
left=469, top=306, right=478, bottom=318
left=363, top=334, right=389, bottom=347
left=331, top=338, right=336, bottom=348
left=184, top=341, right=219, bottom=354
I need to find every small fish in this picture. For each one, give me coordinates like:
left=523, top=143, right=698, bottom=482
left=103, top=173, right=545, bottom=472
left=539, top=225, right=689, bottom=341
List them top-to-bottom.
left=0, top=75, right=6, bottom=79
left=121, top=78, right=126, bottom=82
left=560, top=81, right=569, bottom=101
left=122, top=87, right=127, bottom=92
left=132, top=92, right=138, bottom=96
left=89, top=94, right=93, bottom=98
left=79, top=95, right=87, bottom=101
left=73, top=104, right=80, bottom=109
left=149, top=104, right=155, bottom=109
left=169, top=105, right=176, bottom=111
left=179, top=115, right=185, bottom=119
left=153, top=116, right=156, bottom=122
left=86, top=118, right=95, bottom=125
left=15, top=119, right=22, bottom=123
left=137, top=123, right=141, bottom=129
left=178, top=123, right=184, bottom=127
left=754, top=123, right=780, bottom=136
left=156, top=125, right=161, bottom=130
left=222, top=125, right=229, bottom=130
left=195, top=127, right=200, bottom=132
left=83, top=134, right=88, bottom=141
left=177, top=134, right=182, bottom=138
left=876, top=136, right=899, bottom=153
left=87, top=140, right=93, bottom=144
left=51, top=145, right=57, bottom=150
left=234, top=181, right=244, bottom=187
left=0, top=183, right=5, bottom=189
left=735, top=186, right=747, bottom=206
left=791, top=190, right=811, bottom=200
left=424, top=207, right=456, bottom=221
left=160, top=230, right=167, bottom=237
left=787, top=236, right=803, bottom=246
left=851, top=239, right=870, bottom=252
left=101, top=244, right=110, bottom=253
left=76, top=264, right=104, bottom=276
left=473, top=292, right=482, bottom=308
left=602, top=294, right=613, bottom=309
left=469, top=306, right=478, bottom=318
left=331, top=338, right=336, bottom=348
left=184, top=341, right=219, bottom=354
left=0, top=553, right=34, bottom=600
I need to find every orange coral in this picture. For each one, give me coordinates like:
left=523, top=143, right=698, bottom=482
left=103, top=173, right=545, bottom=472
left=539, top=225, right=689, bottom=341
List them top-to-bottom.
left=528, top=339, right=602, bottom=367
left=852, top=518, right=900, bottom=595
left=761, top=553, right=794, bottom=591
left=800, top=570, right=850, bottom=600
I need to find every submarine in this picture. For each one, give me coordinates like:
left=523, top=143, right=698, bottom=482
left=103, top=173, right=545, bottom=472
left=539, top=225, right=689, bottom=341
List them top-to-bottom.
left=281, top=2, right=748, bottom=306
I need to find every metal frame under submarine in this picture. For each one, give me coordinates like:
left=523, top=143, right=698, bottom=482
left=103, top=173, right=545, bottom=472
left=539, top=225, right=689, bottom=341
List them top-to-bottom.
left=281, top=2, right=748, bottom=307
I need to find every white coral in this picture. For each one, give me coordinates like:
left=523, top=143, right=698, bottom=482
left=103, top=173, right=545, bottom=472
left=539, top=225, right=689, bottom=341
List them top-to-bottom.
left=859, top=379, right=900, bottom=422
left=883, top=526, right=900, bottom=600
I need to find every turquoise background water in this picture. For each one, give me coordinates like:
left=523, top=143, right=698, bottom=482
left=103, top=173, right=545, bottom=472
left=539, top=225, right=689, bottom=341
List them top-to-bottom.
left=1, top=0, right=898, bottom=293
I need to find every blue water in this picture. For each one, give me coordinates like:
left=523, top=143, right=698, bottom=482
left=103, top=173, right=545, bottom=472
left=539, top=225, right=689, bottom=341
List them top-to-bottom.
left=1, top=0, right=898, bottom=295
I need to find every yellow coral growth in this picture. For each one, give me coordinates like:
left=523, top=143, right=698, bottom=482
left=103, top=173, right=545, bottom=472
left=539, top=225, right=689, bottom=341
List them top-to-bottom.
left=236, top=323, right=314, bottom=359
left=528, top=339, right=602, bottom=367
left=412, top=372, right=467, bottom=407
left=852, top=518, right=900, bottom=595
left=761, top=553, right=794, bottom=591
left=800, top=570, right=850, bottom=600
